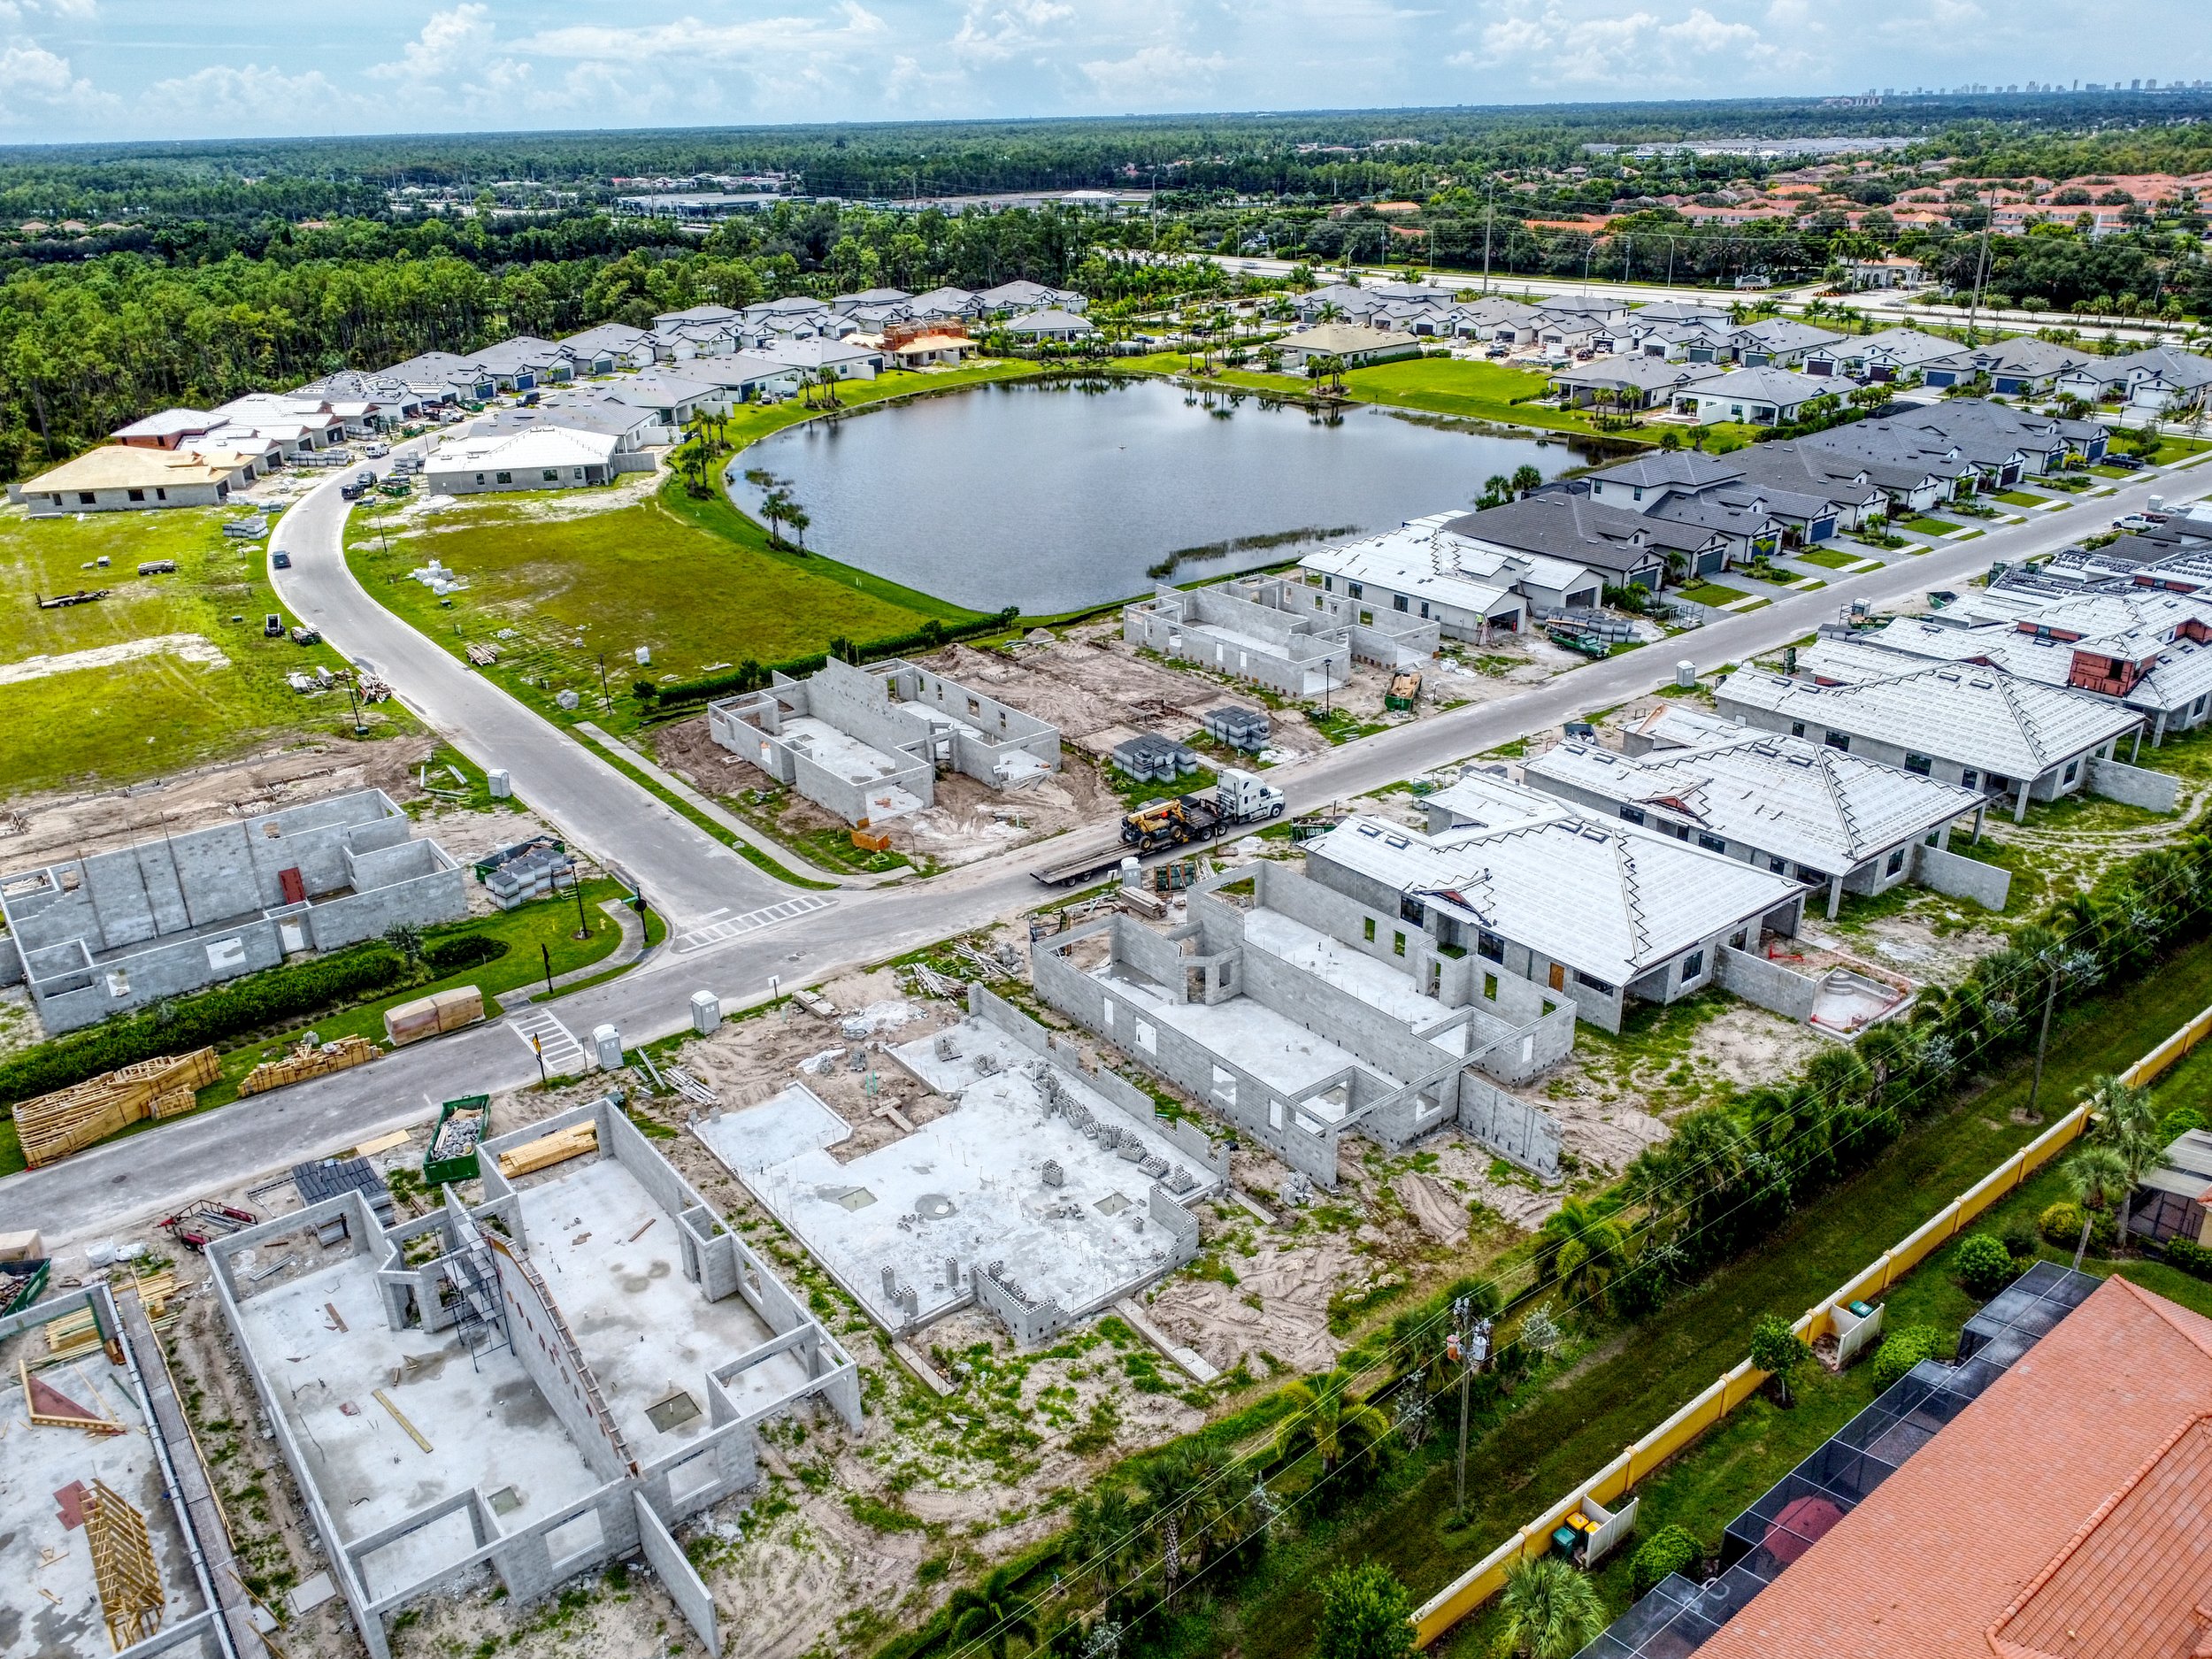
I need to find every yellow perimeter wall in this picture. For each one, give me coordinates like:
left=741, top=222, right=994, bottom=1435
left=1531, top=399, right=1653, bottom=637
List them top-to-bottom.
left=1411, top=997, right=2212, bottom=1647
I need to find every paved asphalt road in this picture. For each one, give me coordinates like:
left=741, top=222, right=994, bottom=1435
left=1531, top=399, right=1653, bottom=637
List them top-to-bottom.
left=268, top=442, right=787, bottom=927
left=7, top=444, right=2204, bottom=1251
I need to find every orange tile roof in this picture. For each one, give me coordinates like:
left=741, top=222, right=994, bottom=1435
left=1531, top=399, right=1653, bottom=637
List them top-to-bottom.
left=1699, top=1277, right=2212, bottom=1659
left=1988, top=1413, right=2212, bottom=1659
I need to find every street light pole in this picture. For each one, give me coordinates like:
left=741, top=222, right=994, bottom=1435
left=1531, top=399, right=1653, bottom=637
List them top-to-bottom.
left=568, top=865, right=589, bottom=941
left=2027, top=959, right=2061, bottom=1121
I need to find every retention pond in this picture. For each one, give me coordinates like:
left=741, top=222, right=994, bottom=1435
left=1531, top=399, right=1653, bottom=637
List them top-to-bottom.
left=726, top=376, right=1611, bottom=614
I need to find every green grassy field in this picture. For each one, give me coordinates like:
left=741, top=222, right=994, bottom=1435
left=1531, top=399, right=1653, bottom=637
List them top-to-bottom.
left=348, top=474, right=980, bottom=725
left=0, top=503, right=417, bottom=798
left=1902, top=515, right=1962, bottom=535
left=1678, top=580, right=1751, bottom=606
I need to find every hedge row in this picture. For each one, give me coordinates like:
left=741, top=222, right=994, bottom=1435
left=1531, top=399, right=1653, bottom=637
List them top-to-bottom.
left=648, top=607, right=1020, bottom=709
left=425, top=934, right=510, bottom=974
left=0, top=943, right=410, bottom=1110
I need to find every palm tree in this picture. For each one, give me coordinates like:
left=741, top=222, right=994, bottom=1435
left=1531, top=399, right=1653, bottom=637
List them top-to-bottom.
left=1510, top=464, right=1543, bottom=498
left=1482, top=472, right=1513, bottom=508
left=2081, top=1074, right=2161, bottom=1247
left=2064, top=1144, right=2133, bottom=1269
left=1536, top=1196, right=1626, bottom=1310
left=1272, top=1367, right=1392, bottom=1479
left=1066, top=1486, right=1141, bottom=1600
left=1496, top=1555, right=1606, bottom=1659
left=946, top=1563, right=1038, bottom=1659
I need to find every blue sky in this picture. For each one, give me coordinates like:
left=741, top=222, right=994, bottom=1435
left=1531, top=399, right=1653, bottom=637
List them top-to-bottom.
left=0, top=0, right=2201, bottom=145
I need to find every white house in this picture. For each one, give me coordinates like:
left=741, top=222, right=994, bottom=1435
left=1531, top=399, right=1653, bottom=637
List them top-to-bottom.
left=1003, top=309, right=1097, bottom=342
left=1280, top=323, right=1421, bottom=370
left=758, top=337, right=883, bottom=380
left=424, top=426, right=622, bottom=495
left=7, top=445, right=254, bottom=514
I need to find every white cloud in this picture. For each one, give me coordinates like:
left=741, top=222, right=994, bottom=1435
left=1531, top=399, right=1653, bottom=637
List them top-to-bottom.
left=951, top=0, right=1076, bottom=64
left=1455, top=0, right=1804, bottom=84
left=369, top=4, right=497, bottom=82
left=511, top=4, right=889, bottom=65
left=0, top=37, right=111, bottom=120
left=1079, top=42, right=1226, bottom=101
left=141, top=63, right=349, bottom=128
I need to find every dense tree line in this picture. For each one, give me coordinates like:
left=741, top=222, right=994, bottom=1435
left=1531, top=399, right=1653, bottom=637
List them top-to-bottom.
left=0, top=200, right=1224, bottom=479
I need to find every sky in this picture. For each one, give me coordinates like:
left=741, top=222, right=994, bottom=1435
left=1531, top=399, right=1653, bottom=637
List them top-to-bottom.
left=0, top=0, right=2202, bottom=145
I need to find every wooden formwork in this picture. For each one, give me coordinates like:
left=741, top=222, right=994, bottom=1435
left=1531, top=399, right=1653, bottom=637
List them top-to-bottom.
left=238, top=1034, right=379, bottom=1097
left=13, top=1049, right=219, bottom=1169
left=495, top=1121, right=598, bottom=1179
left=86, top=1477, right=165, bottom=1650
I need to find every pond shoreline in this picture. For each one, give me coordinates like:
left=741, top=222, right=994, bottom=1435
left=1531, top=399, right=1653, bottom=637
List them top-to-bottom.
left=723, top=372, right=1615, bottom=615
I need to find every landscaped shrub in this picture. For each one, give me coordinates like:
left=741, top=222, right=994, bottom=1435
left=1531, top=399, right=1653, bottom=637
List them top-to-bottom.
left=651, top=607, right=1019, bottom=708
left=424, top=934, right=511, bottom=975
left=0, top=944, right=409, bottom=1110
left=2159, top=1104, right=2206, bottom=1143
left=2039, top=1201, right=2085, bottom=1247
left=1999, top=1216, right=2041, bottom=1260
left=1952, top=1233, right=2016, bottom=1299
left=2165, top=1238, right=2212, bottom=1280
left=1870, top=1324, right=1943, bottom=1389
left=1630, top=1525, right=1703, bottom=1599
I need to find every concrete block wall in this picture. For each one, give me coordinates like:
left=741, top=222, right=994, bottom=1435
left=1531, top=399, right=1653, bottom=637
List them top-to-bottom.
left=887, top=660, right=1062, bottom=780
left=2088, top=755, right=2181, bottom=812
left=1912, top=841, right=2012, bottom=910
left=304, top=852, right=467, bottom=952
left=29, top=915, right=287, bottom=1033
left=0, top=929, right=19, bottom=987
left=1032, top=930, right=1343, bottom=1186
left=1717, top=945, right=1819, bottom=1023
left=1459, top=1079, right=1563, bottom=1179
left=1148, top=1184, right=1202, bottom=1258
left=489, top=1237, right=635, bottom=1483
left=973, top=1260, right=1072, bottom=1347
left=634, top=1494, right=719, bottom=1655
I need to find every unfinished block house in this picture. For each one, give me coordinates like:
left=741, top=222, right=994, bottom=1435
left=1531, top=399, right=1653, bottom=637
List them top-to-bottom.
left=1122, top=573, right=1439, bottom=695
left=708, top=656, right=1061, bottom=826
left=0, top=790, right=466, bottom=1034
left=1033, top=856, right=1579, bottom=1189
left=695, top=986, right=1227, bottom=1348
left=207, top=1094, right=859, bottom=1659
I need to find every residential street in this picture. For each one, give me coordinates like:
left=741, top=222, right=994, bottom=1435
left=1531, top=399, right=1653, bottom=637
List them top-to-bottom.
left=9, top=445, right=2206, bottom=1251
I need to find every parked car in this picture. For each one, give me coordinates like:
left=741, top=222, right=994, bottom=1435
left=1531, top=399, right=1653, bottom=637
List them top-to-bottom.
left=1485, top=344, right=1510, bottom=358
left=364, top=442, right=389, bottom=457
left=2107, top=453, right=2146, bottom=471
left=2113, top=513, right=2165, bottom=532
left=273, top=551, right=292, bottom=569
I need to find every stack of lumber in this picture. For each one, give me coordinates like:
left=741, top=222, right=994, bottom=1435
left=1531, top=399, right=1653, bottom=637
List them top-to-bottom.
left=385, top=986, right=485, bottom=1048
left=238, top=1034, right=379, bottom=1097
left=14, top=1049, right=219, bottom=1169
left=495, top=1120, right=597, bottom=1179
left=40, top=1265, right=180, bottom=1365
left=87, top=1478, right=165, bottom=1648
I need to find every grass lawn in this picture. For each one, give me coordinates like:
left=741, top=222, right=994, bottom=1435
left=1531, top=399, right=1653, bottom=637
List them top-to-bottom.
left=715, top=357, right=1042, bottom=450
left=347, top=474, right=983, bottom=733
left=1995, top=488, right=2050, bottom=505
left=0, top=502, right=419, bottom=798
left=1902, top=515, right=1961, bottom=535
left=1788, top=546, right=1864, bottom=570
left=1678, top=581, right=1751, bottom=606
left=1106, top=919, right=2212, bottom=1659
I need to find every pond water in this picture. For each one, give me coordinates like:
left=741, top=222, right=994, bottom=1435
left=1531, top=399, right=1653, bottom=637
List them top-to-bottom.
left=726, top=377, right=1610, bottom=614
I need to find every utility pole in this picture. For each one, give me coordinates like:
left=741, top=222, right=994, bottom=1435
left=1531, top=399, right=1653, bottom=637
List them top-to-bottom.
left=1481, top=176, right=1496, bottom=295
left=1965, top=187, right=1997, bottom=346
left=595, top=652, right=612, bottom=711
left=568, top=865, right=590, bottom=941
left=541, top=942, right=555, bottom=999
left=2026, top=956, right=2061, bottom=1121
left=1448, top=1297, right=1493, bottom=1517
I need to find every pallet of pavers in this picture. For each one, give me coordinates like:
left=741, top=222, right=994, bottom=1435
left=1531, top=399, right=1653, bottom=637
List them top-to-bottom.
left=237, top=1035, right=380, bottom=1097
left=14, top=1048, right=219, bottom=1169
left=494, top=1120, right=597, bottom=1179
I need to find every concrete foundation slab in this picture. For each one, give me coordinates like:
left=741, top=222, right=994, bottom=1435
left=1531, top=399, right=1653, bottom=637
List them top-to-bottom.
left=1097, top=966, right=1402, bottom=1111
left=694, top=1021, right=1221, bottom=1335
left=511, top=1156, right=787, bottom=1451
left=234, top=1256, right=604, bottom=1598
left=0, top=1342, right=208, bottom=1659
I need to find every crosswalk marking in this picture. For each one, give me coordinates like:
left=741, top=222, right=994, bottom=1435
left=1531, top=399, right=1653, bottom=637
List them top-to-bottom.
left=674, top=893, right=835, bottom=953
left=510, top=1010, right=588, bottom=1075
